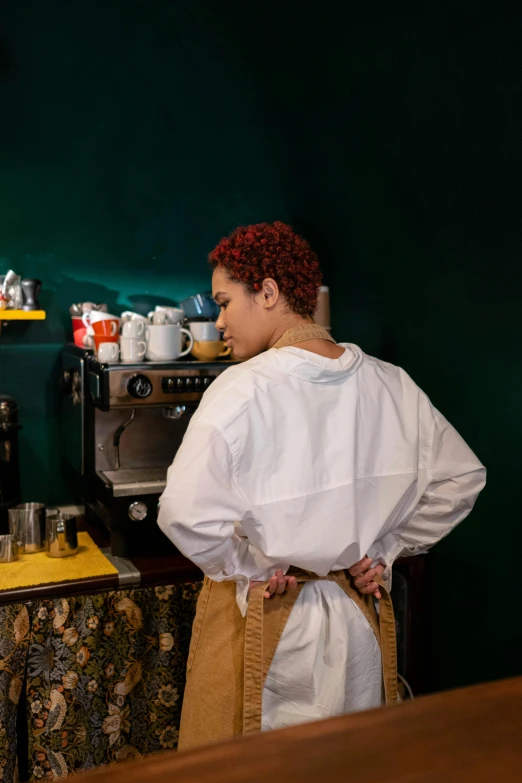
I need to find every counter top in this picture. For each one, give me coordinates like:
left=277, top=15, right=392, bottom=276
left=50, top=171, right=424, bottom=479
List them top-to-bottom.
left=0, top=517, right=202, bottom=605
left=84, top=677, right=522, bottom=783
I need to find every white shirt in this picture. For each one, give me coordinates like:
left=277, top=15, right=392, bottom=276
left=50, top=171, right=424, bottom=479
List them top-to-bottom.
left=158, top=344, right=486, bottom=615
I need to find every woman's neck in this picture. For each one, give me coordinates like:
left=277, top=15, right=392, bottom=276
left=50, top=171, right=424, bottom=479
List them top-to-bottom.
left=267, top=315, right=313, bottom=349
left=268, top=317, right=345, bottom=359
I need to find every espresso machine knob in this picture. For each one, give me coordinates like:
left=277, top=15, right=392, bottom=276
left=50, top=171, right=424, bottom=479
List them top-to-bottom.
left=61, top=369, right=73, bottom=395
left=71, top=372, right=82, bottom=393
left=127, top=374, right=153, bottom=399
left=128, top=501, right=148, bottom=521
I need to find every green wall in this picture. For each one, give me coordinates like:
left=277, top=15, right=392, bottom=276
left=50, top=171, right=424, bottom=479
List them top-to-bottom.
left=1, top=1, right=520, bottom=691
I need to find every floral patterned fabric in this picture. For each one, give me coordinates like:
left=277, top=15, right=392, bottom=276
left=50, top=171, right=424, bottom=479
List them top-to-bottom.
left=0, top=583, right=201, bottom=782
left=0, top=604, right=31, bottom=783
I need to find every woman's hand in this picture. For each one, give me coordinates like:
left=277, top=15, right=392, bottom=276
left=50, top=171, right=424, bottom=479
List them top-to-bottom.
left=348, top=556, right=385, bottom=600
left=249, top=569, right=298, bottom=599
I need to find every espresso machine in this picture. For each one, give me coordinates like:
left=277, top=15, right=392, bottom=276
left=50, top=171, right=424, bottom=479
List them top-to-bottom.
left=60, top=346, right=233, bottom=556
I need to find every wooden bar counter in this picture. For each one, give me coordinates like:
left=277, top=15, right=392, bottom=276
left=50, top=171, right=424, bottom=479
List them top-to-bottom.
left=85, top=677, right=522, bottom=783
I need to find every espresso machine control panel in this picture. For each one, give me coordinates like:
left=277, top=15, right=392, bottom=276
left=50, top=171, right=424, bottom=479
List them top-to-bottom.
left=86, top=363, right=224, bottom=410
left=126, top=373, right=215, bottom=399
left=161, top=375, right=214, bottom=394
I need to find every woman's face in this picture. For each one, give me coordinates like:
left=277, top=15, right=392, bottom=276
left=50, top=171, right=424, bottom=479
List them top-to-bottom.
left=212, top=266, right=273, bottom=360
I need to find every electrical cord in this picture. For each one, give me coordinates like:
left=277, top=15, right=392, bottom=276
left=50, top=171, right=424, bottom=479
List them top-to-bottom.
left=398, top=672, right=414, bottom=700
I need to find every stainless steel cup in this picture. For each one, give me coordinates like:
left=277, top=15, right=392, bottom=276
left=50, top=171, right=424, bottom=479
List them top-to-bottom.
left=8, top=502, right=46, bottom=553
left=45, top=514, right=78, bottom=558
left=0, top=534, right=20, bottom=562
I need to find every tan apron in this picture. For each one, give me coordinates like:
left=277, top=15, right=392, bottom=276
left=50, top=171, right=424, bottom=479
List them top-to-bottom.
left=178, top=324, right=399, bottom=751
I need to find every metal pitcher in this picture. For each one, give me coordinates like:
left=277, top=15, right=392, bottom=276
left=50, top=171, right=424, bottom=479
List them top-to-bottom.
left=8, top=502, right=46, bottom=553
left=45, top=513, right=78, bottom=558
left=0, top=534, right=20, bottom=562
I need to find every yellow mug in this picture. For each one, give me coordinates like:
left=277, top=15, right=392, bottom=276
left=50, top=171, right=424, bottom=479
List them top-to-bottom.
left=191, top=340, right=232, bottom=361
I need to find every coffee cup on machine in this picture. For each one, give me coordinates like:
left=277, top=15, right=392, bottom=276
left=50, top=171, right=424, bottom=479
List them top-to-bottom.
left=148, top=306, right=184, bottom=325
left=82, top=310, right=120, bottom=333
left=148, top=310, right=170, bottom=325
left=121, top=311, right=150, bottom=325
left=71, top=317, right=93, bottom=348
left=122, top=320, right=146, bottom=338
left=188, top=321, right=231, bottom=361
left=189, top=321, right=222, bottom=342
left=145, top=324, right=193, bottom=361
left=120, top=337, right=147, bottom=363
left=96, top=341, right=119, bottom=363
left=191, top=341, right=231, bottom=361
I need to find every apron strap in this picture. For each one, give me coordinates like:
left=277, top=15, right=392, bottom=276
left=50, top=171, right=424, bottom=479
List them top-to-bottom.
left=273, top=323, right=336, bottom=349
left=331, top=571, right=399, bottom=706
left=374, top=578, right=399, bottom=705
left=243, top=580, right=307, bottom=734
left=243, top=581, right=270, bottom=734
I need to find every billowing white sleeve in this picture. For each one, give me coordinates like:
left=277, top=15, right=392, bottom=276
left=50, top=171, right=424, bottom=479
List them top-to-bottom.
left=367, top=408, right=486, bottom=587
left=157, top=421, right=286, bottom=615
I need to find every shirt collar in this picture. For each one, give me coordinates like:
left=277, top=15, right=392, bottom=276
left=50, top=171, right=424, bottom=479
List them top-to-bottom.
left=265, top=343, right=364, bottom=383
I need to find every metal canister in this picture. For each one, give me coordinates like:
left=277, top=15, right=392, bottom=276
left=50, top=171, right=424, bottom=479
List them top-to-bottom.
left=8, top=503, right=46, bottom=553
left=45, top=513, right=78, bottom=558
left=0, top=534, right=19, bottom=562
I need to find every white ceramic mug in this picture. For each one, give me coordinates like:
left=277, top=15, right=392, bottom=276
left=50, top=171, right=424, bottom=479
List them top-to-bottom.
left=147, top=305, right=184, bottom=324
left=82, top=310, right=120, bottom=334
left=148, top=310, right=170, bottom=325
left=121, top=311, right=150, bottom=324
left=122, top=320, right=146, bottom=338
left=189, top=321, right=221, bottom=342
left=145, top=324, right=193, bottom=361
left=120, top=337, right=147, bottom=363
left=97, top=341, right=119, bottom=363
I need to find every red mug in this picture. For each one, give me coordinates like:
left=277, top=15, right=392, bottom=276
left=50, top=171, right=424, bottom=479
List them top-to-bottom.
left=71, top=317, right=91, bottom=347
left=92, top=319, right=119, bottom=339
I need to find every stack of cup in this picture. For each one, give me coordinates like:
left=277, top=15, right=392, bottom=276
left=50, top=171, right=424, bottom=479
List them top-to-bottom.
left=70, top=302, right=108, bottom=348
left=119, top=307, right=193, bottom=362
left=82, top=311, right=121, bottom=363
left=120, top=319, right=147, bottom=363
left=189, top=322, right=231, bottom=361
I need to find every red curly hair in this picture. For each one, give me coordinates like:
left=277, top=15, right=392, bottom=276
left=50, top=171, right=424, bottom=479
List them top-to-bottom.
left=209, top=221, right=322, bottom=317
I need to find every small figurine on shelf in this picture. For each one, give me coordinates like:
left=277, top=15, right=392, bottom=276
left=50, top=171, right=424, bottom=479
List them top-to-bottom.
left=0, top=270, right=22, bottom=309
left=0, top=272, right=12, bottom=310
left=21, top=279, right=42, bottom=311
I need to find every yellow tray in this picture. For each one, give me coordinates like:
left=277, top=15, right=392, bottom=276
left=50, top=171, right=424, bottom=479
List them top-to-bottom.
left=0, top=310, right=46, bottom=320
left=0, top=533, right=118, bottom=592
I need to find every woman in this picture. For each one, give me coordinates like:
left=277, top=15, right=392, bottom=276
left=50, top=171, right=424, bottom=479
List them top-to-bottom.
left=157, top=221, right=485, bottom=749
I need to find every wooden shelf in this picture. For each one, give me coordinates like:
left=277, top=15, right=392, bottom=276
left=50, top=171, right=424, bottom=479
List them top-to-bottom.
left=0, top=310, right=46, bottom=320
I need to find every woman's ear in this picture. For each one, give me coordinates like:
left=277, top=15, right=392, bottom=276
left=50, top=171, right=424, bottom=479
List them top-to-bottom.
left=261, top=278, right=280, bottom=310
